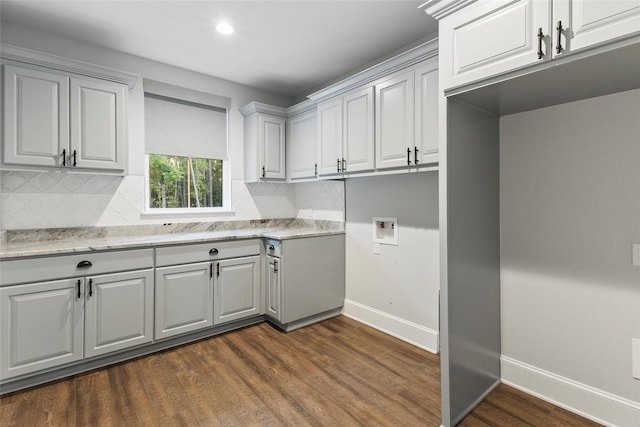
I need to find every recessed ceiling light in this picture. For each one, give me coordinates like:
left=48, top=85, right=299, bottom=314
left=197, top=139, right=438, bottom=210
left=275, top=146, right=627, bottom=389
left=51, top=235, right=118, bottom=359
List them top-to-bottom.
left=216, top=22, right=234, bottom=35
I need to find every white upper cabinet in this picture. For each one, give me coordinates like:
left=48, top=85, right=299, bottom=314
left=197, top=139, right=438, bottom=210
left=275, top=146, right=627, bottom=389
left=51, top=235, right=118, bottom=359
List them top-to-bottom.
left=438, top=0, right=640, bottom=90
left=440, top=0, right=550, bottom=90
left=553, top=0, right=640, bottom=54
left=375, top=57, right=439, bottom=170
left=415, top=58, right=439, bottom=165
left=3, top=63, right=129, bottom=172
left=3, top=65, right=69, bottom=168
left=375, top=69, right=415, bottom=169
left=70, top=78, right=126, bottom=171
left=316, top=86, right=374, bottom=176
left=343, top=86, right=375, bottom=173
left=316, top=97, right=344, bottom=176
left=241, top=102, right=287, bottom=182
left=287, top=108, right=317, bottom=179
left=260, top=114, right=286, bottom=180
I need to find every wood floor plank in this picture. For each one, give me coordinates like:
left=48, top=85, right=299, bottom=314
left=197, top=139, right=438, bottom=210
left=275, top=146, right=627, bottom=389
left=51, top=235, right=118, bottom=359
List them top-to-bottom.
left=0, top=316, right=601, bottom=426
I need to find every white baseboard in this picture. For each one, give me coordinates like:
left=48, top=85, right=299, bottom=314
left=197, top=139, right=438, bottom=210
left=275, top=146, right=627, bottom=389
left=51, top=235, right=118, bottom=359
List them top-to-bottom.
left=342, top=299, right=439, bottom=354
left=501, top=356, right=640, bottom=427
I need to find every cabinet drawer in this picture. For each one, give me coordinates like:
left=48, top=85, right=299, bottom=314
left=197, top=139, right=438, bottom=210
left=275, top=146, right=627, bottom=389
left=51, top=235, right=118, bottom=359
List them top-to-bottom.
left=155, top=239, right=261, bottom=267
left=265, top=239, right=282, bottom=258
left=0, top=249, right=154, bottom=286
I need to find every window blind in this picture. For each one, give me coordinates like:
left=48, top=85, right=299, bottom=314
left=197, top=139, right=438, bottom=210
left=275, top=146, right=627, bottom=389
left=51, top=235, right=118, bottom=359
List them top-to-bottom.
left=143, top=79, right=230, bottom=160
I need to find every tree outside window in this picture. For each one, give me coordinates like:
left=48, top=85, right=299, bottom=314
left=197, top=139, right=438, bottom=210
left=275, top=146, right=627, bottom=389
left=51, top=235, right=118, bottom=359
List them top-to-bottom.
left=148, top=154, right=223, bottom=209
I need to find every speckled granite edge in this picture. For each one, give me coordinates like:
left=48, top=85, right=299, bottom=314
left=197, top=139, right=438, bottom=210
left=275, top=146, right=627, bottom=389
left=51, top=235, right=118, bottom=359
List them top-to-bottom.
left=3, top=218, right=343, bottom=244
left=0, top=219, right=345, bottom=259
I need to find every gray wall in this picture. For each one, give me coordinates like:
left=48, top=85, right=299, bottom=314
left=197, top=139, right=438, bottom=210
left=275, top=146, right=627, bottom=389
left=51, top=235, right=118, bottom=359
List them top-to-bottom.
left=500, top=88, right=640, bottom=403
left=344, top=172, right=440, bottom=352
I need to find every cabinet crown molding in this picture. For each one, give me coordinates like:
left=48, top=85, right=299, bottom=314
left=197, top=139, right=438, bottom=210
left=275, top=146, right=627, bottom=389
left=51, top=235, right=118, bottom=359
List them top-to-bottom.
left=419, top=0, right=478, bottom=20
left=307, top=38, right=438, bottom=103
left=0, top=44, right=139, bottom=88
left=286, top=99, right=316, bottom=117
left=239, top=102, right=288, bottom=117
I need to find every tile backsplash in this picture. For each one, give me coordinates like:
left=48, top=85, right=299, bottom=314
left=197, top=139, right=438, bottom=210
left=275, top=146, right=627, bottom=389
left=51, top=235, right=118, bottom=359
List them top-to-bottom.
left=0, top=171, right=344, bottom=230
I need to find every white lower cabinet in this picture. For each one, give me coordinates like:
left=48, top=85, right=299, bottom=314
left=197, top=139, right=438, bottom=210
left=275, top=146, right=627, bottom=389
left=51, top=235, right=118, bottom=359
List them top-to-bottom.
left=264, top=235, right=345, bottom=329
left=154, top=239, right=262, bottom=339
left=265, top=254, right=282, bottom=321
left=214, top=256, right=261, bottom=325
left=155, top=262, right=213, bottom=340
left=0, top=267, right=153, bottom=380
left=85, top=269, right=154, bottom=358
left=0, top=279, right=84, bottom=380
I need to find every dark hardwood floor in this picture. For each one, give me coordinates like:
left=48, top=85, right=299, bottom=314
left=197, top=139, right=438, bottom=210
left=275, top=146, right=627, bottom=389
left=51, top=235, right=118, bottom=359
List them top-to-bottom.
left=0, top=316, right=600, bottom=426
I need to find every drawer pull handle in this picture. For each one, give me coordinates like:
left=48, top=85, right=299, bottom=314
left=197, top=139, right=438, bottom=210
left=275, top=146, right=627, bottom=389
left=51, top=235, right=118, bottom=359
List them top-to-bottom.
left=414, top=146, right=419, bottom=165
left=407, top=147, right=411, bottom=165
left=62, top=149, right=66, bottom=167
left=73, top=150, right=77, bottom=167
left=337, top=158, right=341, bottom=173
left=209, top=248, right=219, bottom=255
left=77, top=260, right=92, bottom=268
left=88, top=278, right=93, bottom=297
left=77, top=279, right=81, bottom=299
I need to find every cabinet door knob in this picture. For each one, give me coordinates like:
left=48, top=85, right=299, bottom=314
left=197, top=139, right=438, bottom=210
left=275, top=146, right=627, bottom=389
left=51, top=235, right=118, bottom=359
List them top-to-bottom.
left=414, top=146, right=419, bottom=165
left=407, top=147, right=412, bottom=165
left=62, top=149, right=67, bottom=167
left=73, top=150, right=77, bottom=167
left=337, top=158, right=341, bottom=173
left=342, top=158, right=346, bottom=172
left=262, top=166, right=266, bottom=178
left=268, top=245, right=275, bottom=250
left=209, top=248, right=219, bottom=255
left=77, top=260, right=92, bottom=268
left=274, top=260, right=278, bottom=273
left=77, top=279, right=82, bottom=299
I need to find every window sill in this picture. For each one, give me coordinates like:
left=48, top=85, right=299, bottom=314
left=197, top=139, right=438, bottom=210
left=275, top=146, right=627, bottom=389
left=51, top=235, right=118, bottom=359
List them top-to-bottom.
left=140, top=210, right=235, bottom=220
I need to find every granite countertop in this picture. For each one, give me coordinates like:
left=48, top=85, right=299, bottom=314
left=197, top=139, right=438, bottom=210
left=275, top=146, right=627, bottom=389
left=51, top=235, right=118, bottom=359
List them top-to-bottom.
left=0, top=219, right=344, bottom=259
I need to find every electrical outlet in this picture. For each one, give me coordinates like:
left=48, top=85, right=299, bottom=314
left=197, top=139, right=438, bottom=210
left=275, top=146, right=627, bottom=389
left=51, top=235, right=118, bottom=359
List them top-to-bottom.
left=633, top=244, right=640, bottom=267
left=633, top=339, right=640, bottom=380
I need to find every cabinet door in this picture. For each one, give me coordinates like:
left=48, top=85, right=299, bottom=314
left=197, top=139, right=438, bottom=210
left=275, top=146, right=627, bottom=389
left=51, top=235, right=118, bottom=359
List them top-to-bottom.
left=440, top=0, right=550, bottom=89
left=553, top=0, right=640, bottom=56
left=415, top=59, right=439, bottom=166
left=3, top=65, right=69, bottom=167
left=375, top=69, right=415, bottom=169
left=70, top=78, right=126, bottom=171
left=343, top=86, right=375, bottom=173
left=316, top=97, right=343, bottom=176
left=288, top=110, right=318, bottom=179
left=259, top=114, right=286, bottom=179
left=265, top=255, right=282, bottom=321
left=214, top=256, right=261, bottom=324
left=155, top=262, right=213, bottom=340
left=84, top=269, right=153, bottom=358
left=0, top=279, right=84, bottom=379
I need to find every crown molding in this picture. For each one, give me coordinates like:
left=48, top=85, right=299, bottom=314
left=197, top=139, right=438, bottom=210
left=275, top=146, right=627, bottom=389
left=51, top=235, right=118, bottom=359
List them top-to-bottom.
left=419, top=0, right=478, bottom=21
left=307, top=38, right=438, bottom=103
left=0, top=44, right=139, bottom=89
left=286, top=99, right=316, bottom=117
left=239, top=101, right=288, bottom=117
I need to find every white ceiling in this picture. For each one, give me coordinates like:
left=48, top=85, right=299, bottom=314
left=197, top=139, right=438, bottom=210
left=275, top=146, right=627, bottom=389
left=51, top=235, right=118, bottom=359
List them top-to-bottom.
left=0, top=1, right=438, bottom=99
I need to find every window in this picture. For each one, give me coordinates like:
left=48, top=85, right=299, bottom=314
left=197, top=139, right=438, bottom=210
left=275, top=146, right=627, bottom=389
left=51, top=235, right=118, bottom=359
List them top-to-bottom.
left=143, top=79, right=231, bottom=213
left=148, top=155, right=223, bottom=208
